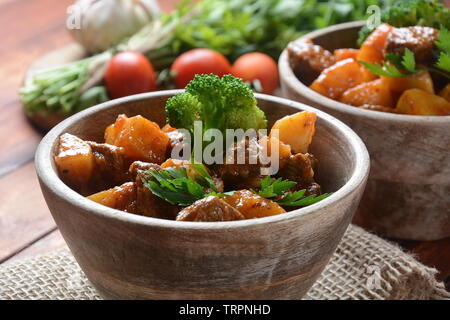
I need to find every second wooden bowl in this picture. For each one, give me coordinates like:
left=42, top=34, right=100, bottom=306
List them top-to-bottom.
left=279, top=21, right=450, bottom=241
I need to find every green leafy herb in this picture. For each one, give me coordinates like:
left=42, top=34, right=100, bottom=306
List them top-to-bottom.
left=435, top=27, right=450, bottom=73
left=359, top=48, right=420, bottom=77
left=401, top=49, right=416, bottom=72
left=359, top=60, right=407, bottom=77
left=143, top=164, right=220, bottom=206
left=257, top=176, right=333, bottom=207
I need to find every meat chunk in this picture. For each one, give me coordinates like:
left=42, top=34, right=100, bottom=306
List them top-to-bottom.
left=385, top=26, right=439, bottom=64
left=288, top=39, right=335, bottom=85
left=214, top=137, right=265, bottom=190
left=88, top=141, right=129, bottom=190
left=278, top=153, right=321, bottom=195
left=132, top=162, right=180, bottom=219
left=223, top=190, right=286, bottom=219
left=176, top=196, right=245, bottom=222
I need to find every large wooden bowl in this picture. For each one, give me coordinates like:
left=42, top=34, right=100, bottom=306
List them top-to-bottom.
left=279, top=21, right=450, bottom=241
left=35, top=90, right=369, bottom=299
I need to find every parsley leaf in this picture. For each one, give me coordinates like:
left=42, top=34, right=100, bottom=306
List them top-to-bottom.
left=436, top=27, right=450, bottom=55
left=401, top=49, right=416, bottom=73
left=359, top=61, right=406, bottom=77
left=143, top=164, right=220, bottom=206
left=257, top=176, right=332, bottom=207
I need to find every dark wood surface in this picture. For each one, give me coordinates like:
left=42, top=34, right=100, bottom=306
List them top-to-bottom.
left=0, top=0, right=448, bottom=293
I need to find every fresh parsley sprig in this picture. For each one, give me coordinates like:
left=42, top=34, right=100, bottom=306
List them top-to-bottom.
left=360, top=27, right=450, bottom=79
left=359, top=48, right=420, bottom=78
left=143, top=164, right=221, bottom=206
left=144, top=167, right=332, bottom=209
left=256, top=176, right=333, bottom=207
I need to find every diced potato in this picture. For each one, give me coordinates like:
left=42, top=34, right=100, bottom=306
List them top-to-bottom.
left=357, top=24, right=393, bottom=64
left=334, top=48, right=359, bottom=61
left=310, top=59, right=367, bottom=99
left=381, top=70, right=434, bottom=94
left=340, top=79, right=393, bottom=107
left=439, top=83, right=450, bottom=102
left=396, top=89, right=450, bottom=115
left=270, top=111, right=316, bottom=154
left=105, top=114, right=169, bottom=164
left=161, top=123, right=177, bottom=133
left=54, top=133, right=95, bottom=188
left=258, top=135, right=292, bottom=159
left=87, top=182, right=136, bottom=212
left=223, top=190, right=286, bottom=219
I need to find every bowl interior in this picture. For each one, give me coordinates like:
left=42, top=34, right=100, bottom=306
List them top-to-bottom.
left=47, top=91, right=361, bottom=198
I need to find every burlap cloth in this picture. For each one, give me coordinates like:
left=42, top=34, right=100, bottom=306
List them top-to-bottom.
left=0, top=225, right=448, bottom=300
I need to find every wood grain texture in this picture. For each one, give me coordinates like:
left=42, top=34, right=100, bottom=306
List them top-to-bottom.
left=0, top=1, right=178, bottom=264
left=279, top=21, right=450, bottom=241
left=0, top=163, right=56, bottom=263
left=5, top=229, right=65, bottom=264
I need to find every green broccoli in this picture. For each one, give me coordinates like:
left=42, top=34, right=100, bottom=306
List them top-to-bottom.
left=358, top=0, right=450, bottom=45
left=165, top=74, right=267, bottom=137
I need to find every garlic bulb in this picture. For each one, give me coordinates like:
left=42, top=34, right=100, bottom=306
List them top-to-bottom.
left=69, top=0, right=160, bottom=54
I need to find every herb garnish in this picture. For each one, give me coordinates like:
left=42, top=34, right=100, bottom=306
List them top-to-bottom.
left=359, top=27, right=450, bottom=79
left=143, top=164, right=222, bottom=206
left=144, top=167, right=332, bottom=208
left=256, top=176, right=333, bottom=207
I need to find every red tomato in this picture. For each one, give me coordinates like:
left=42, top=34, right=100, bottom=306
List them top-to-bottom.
left=171, top=48, right=232, bottom=88
left=105, top=51, right=156, bottom=99
left=232, top=52, right=279, bottom=94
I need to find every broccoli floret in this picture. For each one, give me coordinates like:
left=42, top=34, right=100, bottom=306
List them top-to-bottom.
left=358, top=0, right=450, bottom=45
left=166, top=74, right=267, bottom=137
left=165, top=92, right=201, bottom=133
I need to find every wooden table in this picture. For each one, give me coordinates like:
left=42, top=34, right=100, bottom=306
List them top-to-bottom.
left=0, top=0, right=449, bottom=293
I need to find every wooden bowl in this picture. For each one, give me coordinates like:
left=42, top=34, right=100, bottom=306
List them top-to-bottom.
left=279, top=21, right=450, bottom=241
left=35, top=90, right=369, bottom=299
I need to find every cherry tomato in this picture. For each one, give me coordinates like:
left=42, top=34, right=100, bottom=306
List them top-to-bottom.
left=171, top=48, right=232, bottom=88
left=105, top=51, right=156, bottom=99
left=232, top=52, right=279, bottom=94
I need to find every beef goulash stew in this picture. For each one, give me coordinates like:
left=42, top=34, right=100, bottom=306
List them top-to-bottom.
left=288, top=24, right=450, bottom=115
left=54, top=75, right=332, bottom=222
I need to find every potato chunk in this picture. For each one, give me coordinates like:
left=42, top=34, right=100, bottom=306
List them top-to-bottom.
left=357, top=24, right=393, bottom=64
left=334, top=48, right=359, bottom=61
left=310, top=59, right=367, bottom=99
left=381, top=70, right=434, bottom=94
left=340, top=79, right=393, bottom=107
left=439, top=83, right=450, bottom=102
left=396, top=89, right=450, bottom=115
left=270, top=111, right=316, bottom=154
left=105, top=114, right=169, bottom=164
left=55, top=133, right=95, bottom=189
left=87, top=182, right=136, bottom=212
left=223, top=190, right=286, bottom=219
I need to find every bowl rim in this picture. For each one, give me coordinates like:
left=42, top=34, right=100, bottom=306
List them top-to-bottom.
left=278, top=20, right=450, bottom=123
left=35, top=89, right=370, bottom=231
